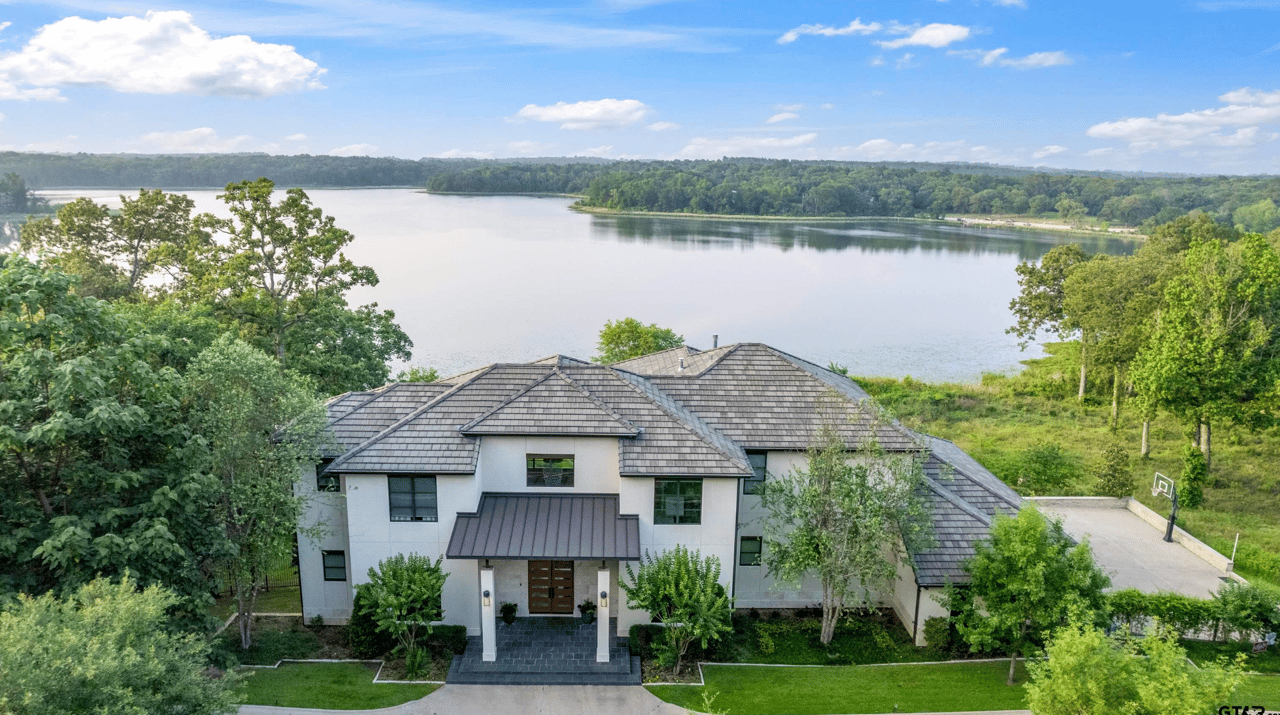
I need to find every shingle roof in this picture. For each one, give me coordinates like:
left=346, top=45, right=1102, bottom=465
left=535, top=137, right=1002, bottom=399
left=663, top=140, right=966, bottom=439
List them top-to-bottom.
left=641, top=344, right=918, bottom=451
left=459, top=369, right=640, bottom=437
left=323, top=382, right=453, bottom=456
left=910, top=441, right=1022, bottom=586
left=446, top=492, right=640, bottom=560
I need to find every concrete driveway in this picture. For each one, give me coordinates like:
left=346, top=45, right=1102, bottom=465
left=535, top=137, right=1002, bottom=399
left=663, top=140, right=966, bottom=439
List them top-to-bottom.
left=1029, top=497, right=1237, bottom=597
left=237, top=684, right=689, bottom=715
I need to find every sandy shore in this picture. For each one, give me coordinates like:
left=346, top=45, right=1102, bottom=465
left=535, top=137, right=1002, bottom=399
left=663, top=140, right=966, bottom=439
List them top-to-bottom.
left=950, top=215, right=1140, bottom=236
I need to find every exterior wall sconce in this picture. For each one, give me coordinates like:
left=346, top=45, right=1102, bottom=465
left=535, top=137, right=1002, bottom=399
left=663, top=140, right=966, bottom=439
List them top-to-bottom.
left=483, top=590, right=491, bottom=607
left=599, top=590, right=608, bottom=609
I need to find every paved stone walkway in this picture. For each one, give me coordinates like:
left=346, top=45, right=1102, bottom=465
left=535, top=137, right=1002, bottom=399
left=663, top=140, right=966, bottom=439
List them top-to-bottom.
left=447, top=617, right=640, bottom=685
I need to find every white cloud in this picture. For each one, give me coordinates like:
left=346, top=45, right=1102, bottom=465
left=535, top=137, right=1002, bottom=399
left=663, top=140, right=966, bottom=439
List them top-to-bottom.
left=985, top=0, right=1027, bottom=6
left=0, top=11, right=326, bottom=99
left=778, top=19, right=882, bottom=44
left=0, top=22, right=10, bottom=33
left=877, top=23, right=970, bottom=49
left=950, top=47, right=1071, bottom=69
left=895, top=53, right=917, bottom=69
left=870, top=56, right=886, bottom=66
left=1086, top=87, right=1280, bottom=151
left=515, top=98, right=651, bottom=130
left=775, top=103, right=805, bottom=111
left=820, top=103, right=835, bottom=109
left=766, top=112, right=799, bottom=123
left=648, top=121, right=680, bottom=131
left=135, top=127, right=253, bottom=153
left=679, top=132, right=817, bottom=159
left=285, top=133, right=307, bottom=141
left=11, top=135, right=76, bottom=152
left=508, top=140, right=555, bottom=155
left=329, top=143, right=378, bottom=156
left=579, top=145, right=614, bottom=157
left=1033, top=145, right=1068, bottom=158
left=1086, top=147, right=1114, bottom=157
left=438, top=148, right=496, bottom=158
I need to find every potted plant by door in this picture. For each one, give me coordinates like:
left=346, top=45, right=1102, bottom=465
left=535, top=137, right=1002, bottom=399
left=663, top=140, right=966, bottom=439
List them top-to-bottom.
left=579, top=599, right=597, bottom=625
left=500, top=602, right=518, bottom=625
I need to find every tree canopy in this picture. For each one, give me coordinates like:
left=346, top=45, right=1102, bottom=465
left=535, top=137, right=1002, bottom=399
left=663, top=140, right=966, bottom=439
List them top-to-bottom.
left=592, top=317, right=684, bottom=364
left=758, top=408, right=933, bottom=644
left=945, top=507, right=1110, bottom=685
left=621, top=545, right=732, bottom=675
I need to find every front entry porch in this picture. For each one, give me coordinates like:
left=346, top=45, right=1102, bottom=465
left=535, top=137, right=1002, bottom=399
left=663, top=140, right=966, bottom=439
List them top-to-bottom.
left=447, top=617, right=640, bottom=685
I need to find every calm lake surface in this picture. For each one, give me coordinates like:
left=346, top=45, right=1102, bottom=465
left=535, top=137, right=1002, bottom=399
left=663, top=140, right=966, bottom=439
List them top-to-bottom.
left=35, top=189, right=1136, bottom=383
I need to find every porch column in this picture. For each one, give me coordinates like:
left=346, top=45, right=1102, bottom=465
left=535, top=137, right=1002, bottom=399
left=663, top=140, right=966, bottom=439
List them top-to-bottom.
left=480, top=566, right=496, bottom=662
left=596, top=567, right=610, bottom=663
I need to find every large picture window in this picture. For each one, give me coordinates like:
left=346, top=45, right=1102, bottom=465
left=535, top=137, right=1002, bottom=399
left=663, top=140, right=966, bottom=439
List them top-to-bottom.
left=743, top=452, right=766, bottom=494
left=527, top=455, right=574, bottom=487
left=388, top=475, right=438, bottom=522
left=654, top=479, right=702, bottom=524
left=322, top=551, right=347, bottom=581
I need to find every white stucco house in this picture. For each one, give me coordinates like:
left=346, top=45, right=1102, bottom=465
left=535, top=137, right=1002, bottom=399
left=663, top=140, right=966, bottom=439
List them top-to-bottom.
left=297, top=342, right=1021, bottom=664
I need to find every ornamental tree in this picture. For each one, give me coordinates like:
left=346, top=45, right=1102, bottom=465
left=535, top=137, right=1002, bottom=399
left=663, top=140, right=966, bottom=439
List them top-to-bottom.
left=593, top=317, right=683, bottom=364
left=758, top=413, right=933, bottom=644
left=945, top=507, right=1110, bottom=685
left=622, top=545, right=732, bottom=675
left=359, top=553, right=447, bottom=677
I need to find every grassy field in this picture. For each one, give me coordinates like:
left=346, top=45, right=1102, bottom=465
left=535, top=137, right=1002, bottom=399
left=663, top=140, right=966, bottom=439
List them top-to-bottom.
left=856, top=364, right=1280, bottom=588
left=647, top=661, right=1030, bottom=714
left=237, top=662, right=438, bottom=709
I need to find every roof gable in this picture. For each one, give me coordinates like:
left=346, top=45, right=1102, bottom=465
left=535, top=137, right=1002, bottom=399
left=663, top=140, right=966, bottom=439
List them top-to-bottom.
left=459, top=369, right=641, bottom=437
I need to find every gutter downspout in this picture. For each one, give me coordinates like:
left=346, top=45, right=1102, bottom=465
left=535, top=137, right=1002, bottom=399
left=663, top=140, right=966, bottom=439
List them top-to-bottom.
left=912, top=584, right=922, bottom=644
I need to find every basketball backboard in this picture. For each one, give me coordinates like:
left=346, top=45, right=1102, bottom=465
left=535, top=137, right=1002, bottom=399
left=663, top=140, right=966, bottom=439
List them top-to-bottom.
left=1152, top=472, right=1174, bottom=500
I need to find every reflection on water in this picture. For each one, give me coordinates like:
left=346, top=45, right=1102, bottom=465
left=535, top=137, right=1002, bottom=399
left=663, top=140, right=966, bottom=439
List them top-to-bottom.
left=29, top=189, right=1138, bottom=383
left=593, top=215, right=1134, bottom=260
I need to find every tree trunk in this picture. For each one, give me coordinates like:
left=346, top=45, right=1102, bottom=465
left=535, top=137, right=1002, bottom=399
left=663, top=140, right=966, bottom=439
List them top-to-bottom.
left=1077, top=343, right=1087, bottom=402
left=1110, top=364, right=1121, bottom=430
left=1140, top=421, right=1150, bottom=458
left=1201, top=421, right=1211, bottom=474
left=820, top=579, right=839, bottom=645
left=1007, top=648, right=1019, bottom=686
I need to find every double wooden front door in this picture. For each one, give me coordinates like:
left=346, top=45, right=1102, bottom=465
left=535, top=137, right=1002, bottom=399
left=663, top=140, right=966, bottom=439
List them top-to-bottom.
left=528, top=560, right=574, bottom=614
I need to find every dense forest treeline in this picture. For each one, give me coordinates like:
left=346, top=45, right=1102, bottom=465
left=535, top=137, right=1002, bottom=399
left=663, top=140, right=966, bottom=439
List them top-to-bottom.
left=429, top=159, right=1280, bottom=230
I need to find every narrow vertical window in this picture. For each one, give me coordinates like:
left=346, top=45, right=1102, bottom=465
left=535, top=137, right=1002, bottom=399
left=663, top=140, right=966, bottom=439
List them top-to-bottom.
left=743, top=452, right=766, bottom=494
left=317, top=458, right=339, bottom=492
left=740, top=537, right=762, bottom=566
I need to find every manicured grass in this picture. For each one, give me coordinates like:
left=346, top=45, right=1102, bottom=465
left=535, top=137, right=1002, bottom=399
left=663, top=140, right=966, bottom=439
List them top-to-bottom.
left=211, top=585, right=302, bottom=619
left=724, top=614, right=931, bottom=665
left=212, top=619, right=321, bottom=666
left=1184, top=640, right=1280, bottom=675
left=647, top=661, right=1029, bottom=715
left=238, top=662, right=439, bottom=709
left=1235, top=674, right=1280, bottom=704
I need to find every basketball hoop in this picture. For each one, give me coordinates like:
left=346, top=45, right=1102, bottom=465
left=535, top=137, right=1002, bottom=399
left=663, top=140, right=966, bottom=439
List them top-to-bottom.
left=1151, top=472, right=1178, bottom=543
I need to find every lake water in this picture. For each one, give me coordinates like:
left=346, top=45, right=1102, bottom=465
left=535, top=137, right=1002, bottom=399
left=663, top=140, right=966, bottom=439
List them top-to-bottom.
left=33, top=188, right=1135, bottom=383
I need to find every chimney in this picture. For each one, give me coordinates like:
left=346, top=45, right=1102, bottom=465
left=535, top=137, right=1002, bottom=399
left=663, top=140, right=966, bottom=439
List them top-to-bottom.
left=713, top=334, right=719, bottom=348
left=679, top=357, right=685, bottom=371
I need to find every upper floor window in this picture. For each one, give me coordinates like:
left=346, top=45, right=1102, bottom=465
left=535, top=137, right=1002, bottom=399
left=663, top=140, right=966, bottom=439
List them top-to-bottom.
left=743, top=452, right=766, bottom=495
left=527, top=455, right=574, bottom=487
left=317, top=458, right=339, bottom=492
left=389, top=475, right=438, bottom=522
left=654, top=478, right=702, bottom=524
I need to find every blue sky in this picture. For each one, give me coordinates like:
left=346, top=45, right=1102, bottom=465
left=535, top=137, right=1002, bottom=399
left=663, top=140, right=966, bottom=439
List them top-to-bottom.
left=0, top=0, right=1277, bottom=173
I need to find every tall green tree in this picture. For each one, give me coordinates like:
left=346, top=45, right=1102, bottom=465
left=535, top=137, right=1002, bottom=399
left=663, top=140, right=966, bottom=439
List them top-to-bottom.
left=192, top=179, right=412, bottom=391
left=20, top=190, right=205, bottom=300
left=1130, top=232, right=1280, bottom=473
left=1008, top=244, right=1092, bottom=400
left=0, top=257, right=222, bottom=623
left=593, top=317, right=684, bottom=363
left=184, top=335, right=327, bottom=649
left=758, top=405, right=933, bottom=644
left=944, top=507, right=1110, bottom=685
left=621, top=545, right=732, bottom=675
left=0, top=575, right=241, bottom=715
left=1025, top=617, right=1243, bottom=715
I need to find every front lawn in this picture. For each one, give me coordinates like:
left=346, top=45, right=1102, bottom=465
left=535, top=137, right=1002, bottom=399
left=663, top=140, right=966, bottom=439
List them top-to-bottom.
left=1184, top=639, right=1280, bottom=674
left=647, top=661, right=1029, bottom=715
left=237, top=662, right=439, bottom=709
left=1234, top=674, right=1280, bottom=703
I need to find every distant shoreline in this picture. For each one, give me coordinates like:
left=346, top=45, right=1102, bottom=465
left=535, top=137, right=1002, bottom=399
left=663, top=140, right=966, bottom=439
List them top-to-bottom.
left=419, top=190, right=584, bottom=199
left=571, top=204, right=1141, bottom=238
